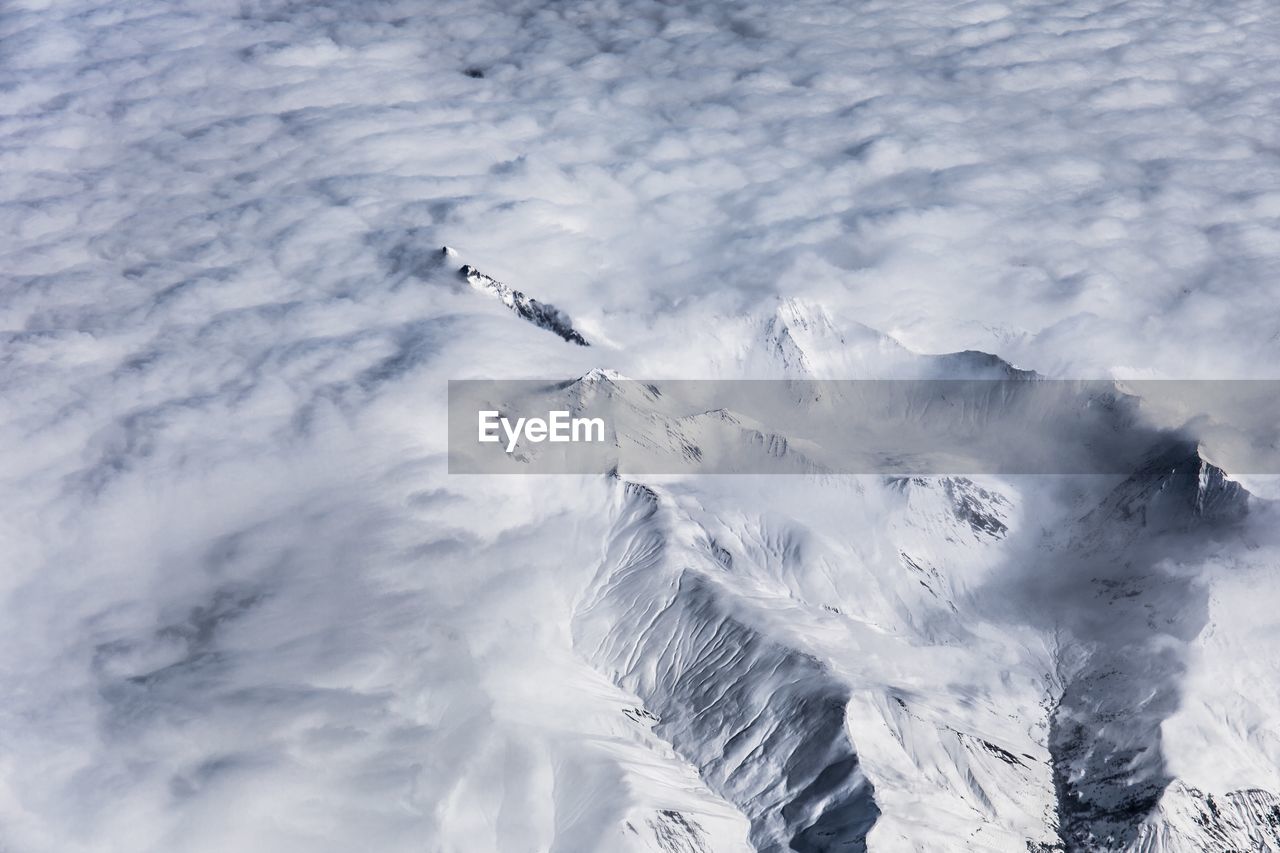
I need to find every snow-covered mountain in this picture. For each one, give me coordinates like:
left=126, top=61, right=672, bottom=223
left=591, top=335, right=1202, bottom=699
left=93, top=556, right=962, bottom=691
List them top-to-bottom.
left=448, top=297, right=1280, bottom=852
left=558, top=355, right=1279, bottom=852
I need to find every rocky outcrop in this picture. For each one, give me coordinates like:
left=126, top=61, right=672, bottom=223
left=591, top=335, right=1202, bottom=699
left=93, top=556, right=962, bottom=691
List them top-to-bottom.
left=455, top=254, right=588, bottom=345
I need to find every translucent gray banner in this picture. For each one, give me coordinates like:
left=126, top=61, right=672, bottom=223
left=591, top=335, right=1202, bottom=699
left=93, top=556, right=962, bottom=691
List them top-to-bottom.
left=447, top=377, right=1280, bottom=475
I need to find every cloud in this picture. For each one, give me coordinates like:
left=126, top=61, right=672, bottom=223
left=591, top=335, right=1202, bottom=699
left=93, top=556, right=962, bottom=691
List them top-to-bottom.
left=4, top=0, right=1280, bottom=848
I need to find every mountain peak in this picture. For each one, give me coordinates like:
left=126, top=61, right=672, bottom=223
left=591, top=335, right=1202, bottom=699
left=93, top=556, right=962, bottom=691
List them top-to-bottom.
left=756, top=297, right=909, bottom=377
left=926, top=349, right=1037, bottom=380
left=1083, top=442, right=1250, bottom=536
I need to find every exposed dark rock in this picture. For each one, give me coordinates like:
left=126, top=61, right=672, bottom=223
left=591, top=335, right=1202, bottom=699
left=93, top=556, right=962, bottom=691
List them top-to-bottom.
left=458, top=263, right=589, bottom=346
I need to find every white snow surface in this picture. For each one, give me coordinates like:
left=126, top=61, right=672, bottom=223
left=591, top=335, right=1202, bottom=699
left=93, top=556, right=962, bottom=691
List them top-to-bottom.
left=3, top=0, right=1280, bottom=851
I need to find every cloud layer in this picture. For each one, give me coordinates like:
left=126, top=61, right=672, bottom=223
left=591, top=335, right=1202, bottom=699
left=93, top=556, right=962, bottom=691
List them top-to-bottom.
left=3, top=0, right=1280, bottom=849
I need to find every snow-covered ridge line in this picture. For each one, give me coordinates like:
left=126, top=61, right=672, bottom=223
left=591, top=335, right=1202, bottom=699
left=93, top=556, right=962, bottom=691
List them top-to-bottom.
left=449, top=250, right=588, bottom=346
left=1044, top=445, right=1261, bottom=852
left=574, top=481, right=879, bottom=852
